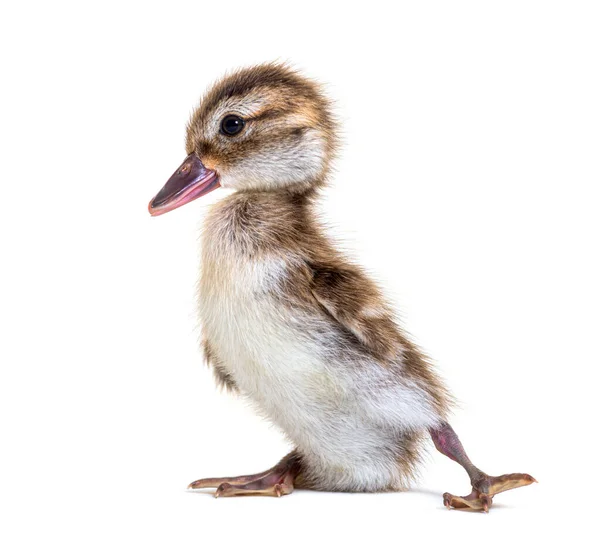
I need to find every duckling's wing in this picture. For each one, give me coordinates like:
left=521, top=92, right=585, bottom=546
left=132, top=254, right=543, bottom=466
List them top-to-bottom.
left=307, top=261, right=401, bottom=361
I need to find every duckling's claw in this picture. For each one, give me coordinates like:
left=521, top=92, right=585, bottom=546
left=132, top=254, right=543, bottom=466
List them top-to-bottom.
left=443, top=489, right=489, bottom=511
left=443, top=494, right=452, bottom=509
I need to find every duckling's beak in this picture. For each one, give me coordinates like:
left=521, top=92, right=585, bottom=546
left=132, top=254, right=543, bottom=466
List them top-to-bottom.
left=148, top=154, right=220, bottom=216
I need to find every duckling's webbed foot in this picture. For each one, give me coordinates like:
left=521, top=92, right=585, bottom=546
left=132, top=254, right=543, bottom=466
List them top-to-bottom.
left=430, top=423, right=536, bottom=512
left=187, top=451, right=301, bottom=498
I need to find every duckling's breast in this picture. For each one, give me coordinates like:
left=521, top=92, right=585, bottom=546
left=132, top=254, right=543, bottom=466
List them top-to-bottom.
left=199, top=239, right=353, bottom=428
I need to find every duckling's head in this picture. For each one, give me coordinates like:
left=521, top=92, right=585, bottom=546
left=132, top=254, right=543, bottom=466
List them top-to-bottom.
left=149, top=63, right=337, bottom=216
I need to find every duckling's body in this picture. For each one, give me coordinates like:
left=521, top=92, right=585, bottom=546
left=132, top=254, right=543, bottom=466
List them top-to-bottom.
left=149, top=63, right=535, bottom=509
left=200, top=191, right=444, bottom=491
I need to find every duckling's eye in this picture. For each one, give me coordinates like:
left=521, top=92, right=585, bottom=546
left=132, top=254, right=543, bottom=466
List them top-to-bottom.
left=220, top=115, right=245, bottom=136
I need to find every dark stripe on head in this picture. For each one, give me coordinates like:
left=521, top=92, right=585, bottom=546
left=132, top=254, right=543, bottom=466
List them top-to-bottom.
left=201, top=63, right=323, bottom=114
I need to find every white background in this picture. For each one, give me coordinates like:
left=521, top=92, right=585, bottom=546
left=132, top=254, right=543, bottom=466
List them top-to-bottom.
left=1, top=1, right=598, bottom=546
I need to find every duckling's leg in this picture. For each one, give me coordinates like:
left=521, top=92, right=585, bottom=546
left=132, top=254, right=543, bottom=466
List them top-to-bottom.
left=429, top=422, right=536, bottom=512
left=187, top=451, right=301, bottom=498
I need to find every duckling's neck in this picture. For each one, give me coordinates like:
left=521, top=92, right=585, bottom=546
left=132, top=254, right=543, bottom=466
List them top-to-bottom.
left=202, top=188, right=323, bottom=259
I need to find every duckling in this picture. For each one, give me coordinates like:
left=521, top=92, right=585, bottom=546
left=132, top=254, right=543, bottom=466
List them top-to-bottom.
left=148, top=63, right=536, bottom=511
